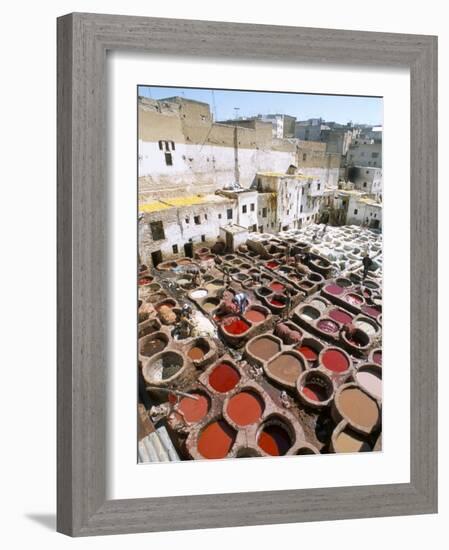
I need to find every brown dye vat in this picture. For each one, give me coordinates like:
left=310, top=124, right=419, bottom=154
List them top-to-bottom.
left=244, top=307, right=267, bottom=323
left=140, top=334, right=167, bottom=357
left=248, top=337, right=280, bottom=361
left=188, top=346, right=205, bottom=361
left=267, top=353, right=304, bottom=385
left=209, top=362, right=241, bottom=393
left=338, top=387, right=379, bottom=432
left=227, top=391, right=264, bottom=426
left=178, top=393, right=210, bottom=423
left=197, top=420, right=236, bottom=459
left=258, top=423, right=292, bottom=456
left=334, top=427, right=372, bottom=453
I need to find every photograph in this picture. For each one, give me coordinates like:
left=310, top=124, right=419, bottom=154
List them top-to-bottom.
left=137, top=86, right=383, bottom=461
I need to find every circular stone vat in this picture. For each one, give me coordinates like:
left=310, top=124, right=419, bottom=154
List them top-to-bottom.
left=265, top=260, right=280, bottom=269
left=308, top=272, right=324, bottom=283
left=138, top=276, right=153, bottom=286
left=336, top=277, right=352, bottom=288
left=269, top=281, right=286, bottom=293
left=324, top=283, right=344, bottom=296
left=256, top=286, right=272, bottom=297
left=190, top=288, right=208, bottom=300
left=147, top=292, right=167, bottom=304
left=345, top=293, right=364, bottom=306
left=269, top=294, right=287, bottom=308
left=202, top=297, right=220, bottom=312
left=156, top=298, right=177, bottom=311
left=309, top=299, right=328, bottom=312
left=361, top=304, right=382, bottom=318
left=299, top=305, right=320, bottom=321
left=244, top=306, right=268, bottom=324
left=329, top=308, right=353, bottom=325
left=221, top=316, right=250, bottom=336
left=354, top=317, right=378, bottom=337
left=138, top=318, right=161, bottom=338
left=317, top=318, right=339, bottom=334
left=344, top=327, right=370, bottom=348
left=139, top=332, right=168, bottom=358
left=247, top=335, right=281, bottom=362
left=187, top=338, right=211, bottom=362
left=296, top=339, right=322, bottom=367
left=320, top=347, right=351, bottom=374
left=371, top=348, right=382, bottom=365
left=143, top=351, right=184, bottom=384
left=266, top=352, right=306, bottom=387
left=208, top=362, right=241, bottom=393
left=355, top=364, right=382, bottom=400
left=298, top=370, right=334, bottom=407
left=334, top=385, right=380, bottom=434
left=227, top=390, right=265, bottom=426
left=177, top=392, right=210, bottom=424
left=257, top=418, right=293, bottom=456
left=197, top=419, right=236, bottom=459
left=332, top=422, right=372, bottom=453
left=296, top=445, right=319, bottom=455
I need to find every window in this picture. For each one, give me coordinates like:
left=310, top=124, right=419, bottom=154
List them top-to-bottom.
left=158, top=140, right=163, bottom=150
left=164, top=141, right=170, bottom=151
left=171, top=141, right=175, bottom=150
left=165, top=152, right=173, bottom=166
left=372, top=152, right=379, bottom=158
left=302, top=153, right=307, bottom=161
left=366, top=170, right=370, bottom=174
left=363, top=182, right=367, bottom=188
left=317, top=184, right=321, bottom=190
left=250, top=203, right=255, bottom=212
left=242, top=205, right=247, bottom=214
left=300, top=205, right=303, bottom=213
left=262, top=207, right=267, bottom=218
left=227, top=209, right=233, bottom=220
left=287, top=209, right=290, bottom=215
left=354, top=209, right=358, bottom=215
left=204, top=213, right=208, bottom=220
left=218, top=213, right=222, bottom=219
left=194, top=215, right=200, bottom=225
left=185, top=217, right=190, bottom=224
left=150, top=221, right=165, bottom=241
left=201, top=235, right=206, bottom=242
left=172, top=244, right=178, bottom=254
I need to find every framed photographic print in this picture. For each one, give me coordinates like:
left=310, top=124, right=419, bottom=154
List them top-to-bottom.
left=57, top=13, right=438, bottom=536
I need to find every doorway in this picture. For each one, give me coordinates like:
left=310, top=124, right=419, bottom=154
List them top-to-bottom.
left=184, top=242, right=193, bottom=258
left=151, top=250, right=162, bottom=267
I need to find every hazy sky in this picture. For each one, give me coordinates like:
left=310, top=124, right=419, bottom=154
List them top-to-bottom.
left=138, top=86, right=382, bottom=126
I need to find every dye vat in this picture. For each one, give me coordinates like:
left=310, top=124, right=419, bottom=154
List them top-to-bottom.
left=265, top=261, right=279, bottom=269
left=138, top=276, right=153, bottom=286
left=336, top=277, right=352, bottom=288
left=269, top=281, right=285, bottom=293
left=324, top=283, right=344, bottom=295
left=190, top=289, right=208, bottom=299
left=345, top=293, right=364, bottom=306
left=269, top=296, right=286, bottom=308
left=202, top=298, right=220, bottom=312
left=310, top=299, right=327, bottom=312
left=299, top=305, right=320, bottom=322
left=361, top=305, right=382, bottom=318
left=244, top=307, right=267, bottom=324
left=329, top=308, right=353, bottom=325
left=222, top=317, right=250, bottom=336
left=317, top=318, right=339, bottom=334
left=354, top=318, right=378, bottom=337
left=344, top=328, right=370, bottom=348
left=139, top=332, right=168, bottom=358
left=247, top=336, right=281, bottom=362
left=187, top=339, right=210, bottom=362
left=297, top=344, right=319, bottom=366
left=321, top=348, right=350, bottom=374
left=372, top=349, right=382, bottom=365
left=144, top=351, right=184, bottom=383
left=266, top=352, right=305, bottom=387
left=209, top=362, right=241, bottom=393
left=355, top=365, right=382, bottom=400
left=299, top=371, right=333, bottom=405
left=336, top=386, right=380, bottom=433
left=226, top=391, right=264, bottom=426
left=177, top=393, right=210, bottom=424
left=197, top=420, right=236, bottom=459
left=258, top=421, right=292, bottom=456
left=333, top=424, right=372, bottom=453
left=296, top=445, right=318, bottom=455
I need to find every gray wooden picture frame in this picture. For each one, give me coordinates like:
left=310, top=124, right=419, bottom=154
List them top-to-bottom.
left=57, top=12, right=438, bottom=537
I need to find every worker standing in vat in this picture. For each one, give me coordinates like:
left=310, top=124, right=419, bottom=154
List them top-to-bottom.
left=362, top=253, right=373, bottom=281
left=222, top=265, right=231, bottom=286
left=282, top=288, right=292, bottom=321
left=232, top=292, right=249, bottom=314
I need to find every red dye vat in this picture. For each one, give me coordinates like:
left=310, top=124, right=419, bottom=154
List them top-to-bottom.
left=266, top=261, right=279, bottom=269
left=138, top=277, right=152, bottom=286
left=269, top=281, right=285, bottom=292
left=324, top=284, right=344, bottom=295
left=346, top=293, right=363, bottom=305
left=270, top=298, right=285, bottom=307
left=361, top=305, right=381, bottom=318
left=329, top=308, right=353, bottom=324
left=244, top=309, right=266, bottom=323
left=223, top=317, right=250, bottom=335
left=317, top=319, right=339, bottom=333
left=298, top=345, right=318, bottom=362
left=321, top=349, right=349, bottom=373
left=373, top=350, right=382, bottom=365
left=209, top=363, right=240, bottom=393
left=302, top=383, right=328, bottom=402
left=227, top=391, right=263, bottom=426
left=178, top=393, right=209, bottom=423
left=197, top=420, right=236, bottom=459
left=258, top=424, right=291, bottom=456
